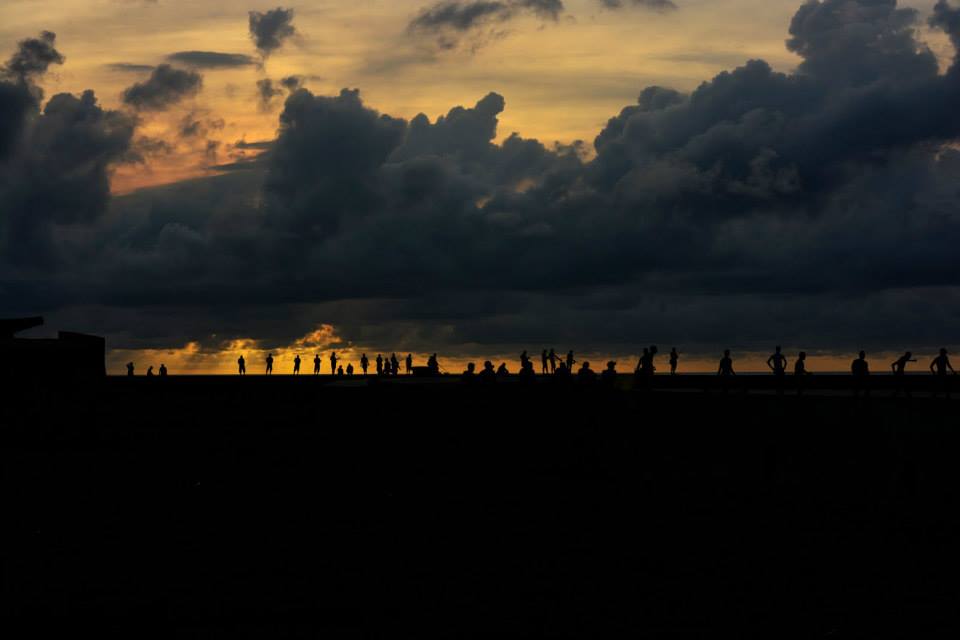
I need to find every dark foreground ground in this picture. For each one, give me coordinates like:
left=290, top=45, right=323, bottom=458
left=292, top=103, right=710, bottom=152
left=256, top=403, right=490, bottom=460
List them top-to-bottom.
left=3, top=376, right=960, bottom=637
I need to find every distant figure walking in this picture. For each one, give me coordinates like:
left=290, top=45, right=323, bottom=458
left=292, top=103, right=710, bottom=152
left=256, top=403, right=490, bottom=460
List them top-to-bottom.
left=767, top=346, right=787, bottom=376
left=548, top=348, right=558, bottom=374
left=669, top=348, right=679, bottom=375
left=930, top=348, right=955, bottom=398
left=541, top=349, right=549, bottom=374
left=566, top=350, right=576, bottom=372
left=718, top=350, right=735, bottom=376
left=851, top=351, right=869, bottom=396
left=892, top=351, right=916, bottom=397
left=330, top=352, right=338, bottom=376
left=266, top=353, right=274, bottom=375
left=390, top=353, right=399, bottom=376
left=314, top=354, right=321, bottom=375
left=361, top=354, right=369, bottom=375
left=376, top=354, right=383, bottom=375
left=405, top=354, right=413, bottom=375
left=238, top=355, right=246, bottom=376
left=293, top=355, right=301, bottom=375
left=126, top=362, right=135, bottom=377
left=159, top=364, right=168, bottom=377
left=147, top=366, right=154, bottom=377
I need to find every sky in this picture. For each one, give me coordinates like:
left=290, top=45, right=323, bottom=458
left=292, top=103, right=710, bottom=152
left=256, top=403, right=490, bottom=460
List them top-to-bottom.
left=1, top=0, right=960, bottom=373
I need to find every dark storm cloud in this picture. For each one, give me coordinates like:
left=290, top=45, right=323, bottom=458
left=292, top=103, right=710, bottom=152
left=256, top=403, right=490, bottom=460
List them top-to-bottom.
left=408, top=0, right=564, bottom=51
left=597, top=0, right=677, bottom=10
left=6, top=1, right=960, bottom=356
left=249, top=7, right=296, bottom=58
left=0, top=31, right=65, bottom=83
left=167, top=51, right=256, bottom=68
left=122, top=64, right=202, bottom=111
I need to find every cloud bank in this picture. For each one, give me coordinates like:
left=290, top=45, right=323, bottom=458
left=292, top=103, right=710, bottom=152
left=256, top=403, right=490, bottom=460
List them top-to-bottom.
left=3, top=1, right=960, bottom=358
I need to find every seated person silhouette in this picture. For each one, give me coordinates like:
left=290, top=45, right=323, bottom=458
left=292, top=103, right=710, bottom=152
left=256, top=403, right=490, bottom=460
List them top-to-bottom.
left=930, top=348, right=956, bottom=398
left=718, top=350, right=735, bottom=376
left=794, top=351, right=811, bottom=396
left=851, top=351, right=869, bottom=396
left=428, top=354, right=440, bottom=375
left=519, top=360, right=536, bottom=383
left=479, top=361, right=496, bottom=384
left=555, top=361, right=572, bottom=383
left=601, top=361, right=617, bottom=386
left=126, top=362, right=135, bottom=377
left=462, top=362, right=477, bottom=381
left=578, top=362, right=597, bottom=384
left=346, top=363, right=354, bottom=376
left=496, top=363, right=510, bottom=378
left=159, top=364, right=168, bottom=377
left=337, top=365, right=344, bottom=377
left=147, top=366, right=154, bottom=377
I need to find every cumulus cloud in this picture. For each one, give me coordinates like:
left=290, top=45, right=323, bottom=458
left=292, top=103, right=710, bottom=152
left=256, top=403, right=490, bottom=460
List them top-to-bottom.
left=5, top=1, right=960, bottom=357
left=249, top=7, right=296, bottom=58
left=167, top=51, right=256, bottom=68
left=122, top=64, right=202, bottom=111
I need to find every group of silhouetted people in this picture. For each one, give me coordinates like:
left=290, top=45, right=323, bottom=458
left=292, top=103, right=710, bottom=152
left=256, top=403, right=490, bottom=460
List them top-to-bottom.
left=124, top=345, right=957, bottom=398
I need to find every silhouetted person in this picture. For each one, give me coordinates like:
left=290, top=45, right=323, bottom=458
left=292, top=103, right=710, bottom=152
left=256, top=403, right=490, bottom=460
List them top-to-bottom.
left=647, top=345, right=658, bottom=376
left=767, top=346, right=787, bottom=376
left=548, top=348, right=558, bottom=374
left=636, top=348, right=649, bottom=375
left=669, top=348, right=679, bottom=375
left=931, top=348, right=955, bottom=398
left=541, top=349, right=548, bottom=374
left=520, top=350, right=530, bottom=371
left=566, top=350, right=576, bottom=371
left=718, top=350, right=735, bottom=376
left=794, top=351, right=810, bottom=396
left=851, top=351, right=869, bottom=396
left=892, top=351, right=916, bottom=397
left=330, top=352, right=338, bottom=376
left=390, top=353, right=399, bottom=376
left=265, top=354, right=273, bottom=375
left=314, top=354, right=321, bottom=375
left=361, top=354, right=369, bottom=375
left=376, top=354, right=383, bottom=376
left=405, top=354, right=413, bottom=375
left=427, top=354, right=440, bottom=375
left=238, top=355, right=246, bottom=375
left=293, top=355, right=301, bottom=375
left=519, top=359, right=536, bottom=383
left=479, top=361, right=496, bottom=384
left=555, top=361, right=571, bottom=384
left=601, top=361, right=617, bottom=387
left=126, top=362, right=135, bottom=377
left=462, top=362, right=476, bottom=382
left=578, top=362, right=596, bottom=385
left=347, top=363, right=354, bottom=376
left=496, top=363, right=510, bottom=378
left=159, top=364, right=168, bottom=377
left=337, top=365, right=344, bottom=377
left=147, top=366, right=154, bottom=377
